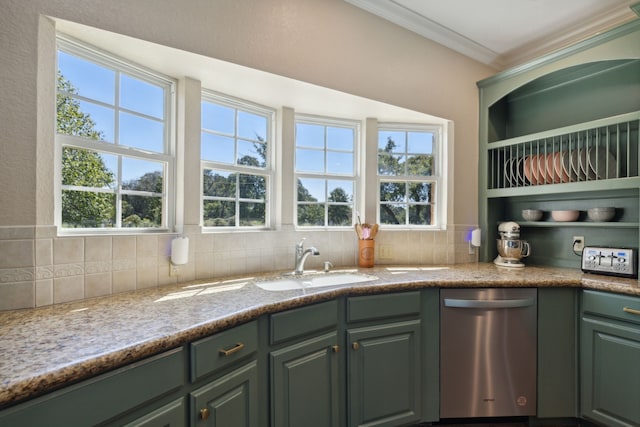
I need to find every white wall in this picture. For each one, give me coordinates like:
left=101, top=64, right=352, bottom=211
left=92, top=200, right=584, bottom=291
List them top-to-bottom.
left=0, top=0, right=495, bottom=309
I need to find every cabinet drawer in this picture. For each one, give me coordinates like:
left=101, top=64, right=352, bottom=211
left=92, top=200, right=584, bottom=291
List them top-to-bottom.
left=582, top=290, right=640, bottom=325
left=347, top=291, right=421, bottom=323
left=270, top=300, right=338, bottom=345
left=190, top=320, right=258, bottom=382
left=0, top=347, right=185, bottom=426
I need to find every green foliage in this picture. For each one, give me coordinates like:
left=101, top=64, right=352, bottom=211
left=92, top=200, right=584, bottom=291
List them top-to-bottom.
left=58, top=72, right=116, bottom=227
left=378, top=136, right=433, bottom=225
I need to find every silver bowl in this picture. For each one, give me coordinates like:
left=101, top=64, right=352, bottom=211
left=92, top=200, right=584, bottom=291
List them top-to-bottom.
left=587, top=207, right=615, bottom=222
left=521, top=209, right=543, bottom=221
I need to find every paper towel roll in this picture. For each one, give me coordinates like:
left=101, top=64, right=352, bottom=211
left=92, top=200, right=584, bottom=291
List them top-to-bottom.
left=471, top=228, right=481, bottom=247
left=171, top=236, right=189, bottom=265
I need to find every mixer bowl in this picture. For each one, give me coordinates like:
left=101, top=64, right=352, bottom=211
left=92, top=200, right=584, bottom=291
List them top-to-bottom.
left=496, top=239, right=530, bottom=261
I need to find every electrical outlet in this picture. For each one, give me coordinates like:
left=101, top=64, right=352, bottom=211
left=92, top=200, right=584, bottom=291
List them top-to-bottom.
left=572, top=236, right=585, bottom=252
left=379, top=245, right=394, bottom=259
left=169, top=265, right=180, bottom=276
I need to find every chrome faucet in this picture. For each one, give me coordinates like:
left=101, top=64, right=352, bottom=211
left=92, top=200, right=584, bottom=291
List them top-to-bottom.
left=294, top=238, right=320, bottom=275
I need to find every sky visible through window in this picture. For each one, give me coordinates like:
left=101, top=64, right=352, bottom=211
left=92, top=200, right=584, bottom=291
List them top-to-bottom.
left=58, top=50, right=166, bottom=184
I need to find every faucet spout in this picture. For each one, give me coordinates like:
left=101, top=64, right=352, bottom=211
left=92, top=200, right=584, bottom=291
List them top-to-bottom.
left=294, top=239, right=320, bottom=275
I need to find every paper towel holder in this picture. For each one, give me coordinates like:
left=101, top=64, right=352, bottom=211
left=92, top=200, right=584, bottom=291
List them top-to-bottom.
left=468, top=228, right=481, bottom=255
left=170, top=236, right=189, bottom=276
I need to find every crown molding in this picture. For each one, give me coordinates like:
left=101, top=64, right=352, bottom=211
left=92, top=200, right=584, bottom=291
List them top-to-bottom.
left=345, top=0, right=639, bottom=70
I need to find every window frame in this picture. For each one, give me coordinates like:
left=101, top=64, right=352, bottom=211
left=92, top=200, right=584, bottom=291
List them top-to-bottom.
left=55, top=35, right=176, bottom=234
left=200, top=90, right=275, bottom=230
left=294, top=114, right=360, bottom=229
left=377, top=123, right=444, bottom=229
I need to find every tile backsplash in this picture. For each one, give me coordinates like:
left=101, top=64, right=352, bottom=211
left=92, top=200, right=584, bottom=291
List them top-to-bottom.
left=0, top=224, right=476, bottom=310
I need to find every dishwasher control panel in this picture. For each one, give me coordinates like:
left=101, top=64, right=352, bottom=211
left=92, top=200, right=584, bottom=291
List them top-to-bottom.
left=581, top=246, right=637, bottom=278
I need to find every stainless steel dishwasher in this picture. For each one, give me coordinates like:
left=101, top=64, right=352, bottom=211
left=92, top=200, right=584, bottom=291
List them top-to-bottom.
left=440, top=288, right=537, bottom=419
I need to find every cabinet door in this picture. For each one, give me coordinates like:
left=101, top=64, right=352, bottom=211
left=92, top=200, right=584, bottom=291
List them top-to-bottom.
left=581, top=315, right=640, bottom=427
left=347, top=320, right=421, bottom=427
left=270, top=332, right=340, bottom=427
left=190, top=360, right=258, bottom=427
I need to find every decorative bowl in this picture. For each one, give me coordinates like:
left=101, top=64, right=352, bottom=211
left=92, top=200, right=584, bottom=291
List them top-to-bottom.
left=587, top=207, right=615, bottom=222
left=521, top=209, right=543, bottom=221
left=551, top=210, right=579, bottom=222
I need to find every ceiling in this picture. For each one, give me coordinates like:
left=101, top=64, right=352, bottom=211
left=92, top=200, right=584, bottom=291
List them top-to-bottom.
left=345, top=0, right=640, bottom=69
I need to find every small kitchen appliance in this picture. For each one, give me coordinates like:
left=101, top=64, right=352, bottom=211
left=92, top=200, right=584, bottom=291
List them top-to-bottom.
left=494, top=221, right=530, bottom=268
left=581, top=246, right=637, bottom=278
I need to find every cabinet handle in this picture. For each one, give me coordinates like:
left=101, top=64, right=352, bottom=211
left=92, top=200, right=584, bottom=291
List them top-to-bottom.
left=623, top=307, right=640, bottom=316
left=219, top=342, right=245, bottom=357
left=352, top=342, right=360, bottom=350
left=331, top=345, right=340, bottom=353
left=200, top=408, right=210, bottom=420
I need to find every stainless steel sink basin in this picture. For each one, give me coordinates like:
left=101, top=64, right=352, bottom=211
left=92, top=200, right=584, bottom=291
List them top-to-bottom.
left=255, top=272, right=377, bottom=291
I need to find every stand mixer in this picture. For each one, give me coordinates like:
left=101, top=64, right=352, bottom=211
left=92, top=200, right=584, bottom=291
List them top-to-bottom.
left=494, top=221, right=530, bottom=268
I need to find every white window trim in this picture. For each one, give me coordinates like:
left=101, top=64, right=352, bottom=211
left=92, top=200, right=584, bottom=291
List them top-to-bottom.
left=55, top=35, right=177, bottom=234
left=200, top=90, right=276, bottom=231
left=294, top=114, right=361, bottom=229
left=376, top=122, right=445, bottom=230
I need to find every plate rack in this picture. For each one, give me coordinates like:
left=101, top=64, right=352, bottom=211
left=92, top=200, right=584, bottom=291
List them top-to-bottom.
left=487, top=112, right=639, bottom=190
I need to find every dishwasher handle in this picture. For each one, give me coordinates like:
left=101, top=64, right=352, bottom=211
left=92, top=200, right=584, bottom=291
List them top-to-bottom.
left=443, top=298, right=535, bottom=309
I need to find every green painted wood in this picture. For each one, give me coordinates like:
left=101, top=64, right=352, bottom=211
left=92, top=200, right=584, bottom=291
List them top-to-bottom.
left=421, top=288, right=440, bottom=422
left=537, top=288, right=578, bottom=418
left=582, top=289, right=640, bottom=324
left=347, top=291, right=421, bottom=323
left=580, top=291, right=640, bottom=426
left=269, top=300, right=338, bottom=345
left=190, top=320, right=258, bottom=382
left=347, top=320, right=422, bottom=427
left=270, top=332, right=340, bottom=427
left=0, top=347, right=185, bottom=427
left=190, top=360, right=258, bottom=427
left=122, top=398, right=185, bottom=427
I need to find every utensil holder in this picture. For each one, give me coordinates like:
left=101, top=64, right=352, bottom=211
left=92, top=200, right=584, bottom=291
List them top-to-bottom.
left=358, top=239, right=375, bottom=268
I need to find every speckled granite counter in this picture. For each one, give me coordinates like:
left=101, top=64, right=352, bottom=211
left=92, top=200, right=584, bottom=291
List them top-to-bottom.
left=1, top=263, right=638, bottom=408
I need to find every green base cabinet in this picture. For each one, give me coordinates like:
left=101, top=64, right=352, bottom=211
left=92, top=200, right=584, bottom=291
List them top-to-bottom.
left=537, top=288, right=578, bottom=418
left=345, top=290, right=424, bottom=427
left=580, top=290, right=640, bottom=427
left=347, top=320, right=422, bottom=427
left=270, top=332, right=340, bottom=427
left=190, top=360, right=259, bottom=427
left=123, top=398, right=186, bottom=427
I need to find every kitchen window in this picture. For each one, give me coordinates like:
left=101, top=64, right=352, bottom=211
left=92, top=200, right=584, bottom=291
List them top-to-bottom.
left=56, top=36, right=175, bottom=231
left=201, top=92, right=274, bottom=228
left=295, top=116, right=358, bottom=227
left=378, top=125, right=441, bottom=227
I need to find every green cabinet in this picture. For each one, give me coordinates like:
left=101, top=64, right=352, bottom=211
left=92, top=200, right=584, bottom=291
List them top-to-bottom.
left=477, top=21, right=640, bottom=268
left=537, top=288, right=578, bottom=418
left=580, top=290, right=640, bottom=427
left=346, top=291, right=423, bottom=427
left=268, top=301, right=340, bottom=427
left=270, top=332, right=340, bottom=427
left=0, top=347, right=186, bottom=427
left=190, top=361, right=259, bottom=427
left=123, top=398, right=186, bottom=427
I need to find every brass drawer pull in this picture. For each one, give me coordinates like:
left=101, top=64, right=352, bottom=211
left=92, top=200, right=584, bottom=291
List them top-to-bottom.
left=623, top=307, right=640, bottom=316
left=219, top=342, right=245, bottom=357
left=352, top=342, right=360, bottom=350
left=331, top=345, right=340, bottom=353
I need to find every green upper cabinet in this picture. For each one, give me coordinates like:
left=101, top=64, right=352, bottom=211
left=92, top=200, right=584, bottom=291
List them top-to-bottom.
left=477, top=20, right=640, bottom=268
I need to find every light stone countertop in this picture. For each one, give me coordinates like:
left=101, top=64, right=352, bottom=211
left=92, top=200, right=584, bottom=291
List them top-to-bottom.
left=1, top=262, right=639, bottom=408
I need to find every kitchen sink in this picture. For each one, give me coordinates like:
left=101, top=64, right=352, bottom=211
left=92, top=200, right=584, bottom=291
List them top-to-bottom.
left=255, top=272, right=378, bottom=291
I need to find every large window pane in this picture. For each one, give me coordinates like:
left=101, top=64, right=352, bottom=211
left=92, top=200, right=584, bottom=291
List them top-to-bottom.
left=58, top=51, right=115, bottom=104
left=120, top=74, right=164, bottom=119
left=202, top=102, right=235, bottom=134
left=238, top=111, right=267, bottom=142
left=119, top=112, right=164, bottom=152
left=296, top=123, right=324, bottom=148
left=327, top=127, right=353, bottom=151
left=378, top=131, right=405, bottom=153
left=202, top=133, right=234, bottom=164
left=238, top=140, right=266, bottom=167
left=62, top=147, right=116, bottom=189
left=296, top=148, right=324, bottom=173
left=327, top=151, right=353, bottom=175
left=378, top=154, right=405, bottom=175
left=407, top=154, right=433, bottom=176
left=121, top=158, right=163, bottom=193
left=203, top=170, right=236, bottom=198
left=239, top=174, right=266, bottom=200
left=298, top=178, right=325, bottom=202
left=408, top=182, right=432, bottom=203
left=62, top=190, right=115, bottom=228
left=122, top=194, right=162, bottom=227
left=203, top=200, right=236, bottom=227
left=239, top=202, right=265, bottom=226
left=380, top=203, right=406, bottom=225
left=297, top=204, right=325, bottom=226
left=328, top=205, right=352, bottom=226
left=409, top=205, right=432, bottom=225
